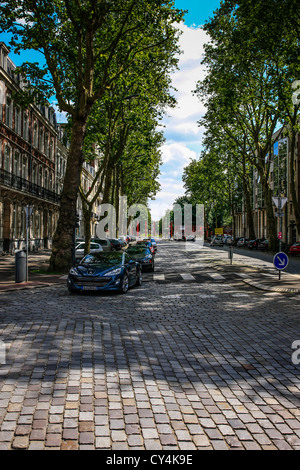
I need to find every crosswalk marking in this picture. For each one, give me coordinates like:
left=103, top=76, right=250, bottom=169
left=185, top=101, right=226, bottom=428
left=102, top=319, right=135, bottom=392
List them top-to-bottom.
left=207, top=272, right=226, bottom=280
left=153, top=273, right=165, bottom=281
left=180, top=273, right=196, bottom=281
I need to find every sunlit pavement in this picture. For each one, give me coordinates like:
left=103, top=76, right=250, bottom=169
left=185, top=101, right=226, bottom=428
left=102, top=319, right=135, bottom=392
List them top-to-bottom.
left=0, top=241, right=300, bottom=450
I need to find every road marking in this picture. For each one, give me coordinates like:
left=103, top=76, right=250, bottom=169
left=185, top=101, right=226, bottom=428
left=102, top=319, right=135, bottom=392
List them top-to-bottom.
left=207, top=272, right=225, bottom=280
left=180, top=273, right=196, bottom=281
left=153, top=274, right=165, bottom=281
left=231, top=293, right=249, bottom=297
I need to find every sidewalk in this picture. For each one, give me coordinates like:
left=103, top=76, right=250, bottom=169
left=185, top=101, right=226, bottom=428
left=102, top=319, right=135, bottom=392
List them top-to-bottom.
left=0, top=250, right=66, bottom=292
left=215, top=263, right=300, bottom=294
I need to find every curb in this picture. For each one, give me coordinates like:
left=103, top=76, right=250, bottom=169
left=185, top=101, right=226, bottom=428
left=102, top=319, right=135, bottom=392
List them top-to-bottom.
left=213, top=264, right=300, bottom=294
left=241, top=278, right=300, bottom=294
left=0, top=279, right=66, bottom=293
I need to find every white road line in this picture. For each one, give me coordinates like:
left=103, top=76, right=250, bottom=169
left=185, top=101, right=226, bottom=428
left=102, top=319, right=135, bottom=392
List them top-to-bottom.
left=207, top=272, right=226, bottom=280
left=180, top=273, right=196, bottom=281
left=153, top=274, right=165, bottom=281
left=231, top=293, right=249, bottom=297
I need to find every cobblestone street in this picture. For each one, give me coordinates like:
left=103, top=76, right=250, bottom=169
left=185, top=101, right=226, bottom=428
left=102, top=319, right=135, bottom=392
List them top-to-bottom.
left=0, top=242, right=300, bottom=451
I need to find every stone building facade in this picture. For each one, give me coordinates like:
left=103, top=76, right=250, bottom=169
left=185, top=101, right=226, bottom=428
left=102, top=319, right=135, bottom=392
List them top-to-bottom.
left=0, top=42, right=62, bottom=253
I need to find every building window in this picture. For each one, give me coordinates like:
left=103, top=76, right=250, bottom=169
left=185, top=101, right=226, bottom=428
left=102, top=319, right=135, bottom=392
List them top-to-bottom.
left=5, top=96, right=12, bottom=127
left=15, top=107, right=21, bottom=134
left=23, top=112, right=29, bottom=141
left=34, top=123, right=38, bottom=148
left=39, top=128, right=44, bottom=153
left=4, top=145, right=11, bottom=172
left=13, top=152, right=20, bottom=176
left=22, top=156, right=28, bottom=180
left=32, top=162, right=37, bottom=185
left=38, top=166, right=43, bottom=187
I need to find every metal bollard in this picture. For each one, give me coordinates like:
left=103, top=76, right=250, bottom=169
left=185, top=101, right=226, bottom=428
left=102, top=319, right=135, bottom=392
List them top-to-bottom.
left=15, top=250, right=27, bottom=283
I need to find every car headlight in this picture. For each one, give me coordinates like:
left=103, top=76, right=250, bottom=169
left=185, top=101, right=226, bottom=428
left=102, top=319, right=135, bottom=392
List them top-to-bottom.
left=69, top=267, right=78, bottom=276
left=103, top=267, right=122, bottom=276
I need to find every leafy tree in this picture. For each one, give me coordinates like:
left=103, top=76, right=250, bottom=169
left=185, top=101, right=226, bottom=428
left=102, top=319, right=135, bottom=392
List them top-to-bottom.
left=0, top=0, right=184, bottom=271
left=218, top=0, right=300, bottom=236
left=195, top=6, right=288, bottom=249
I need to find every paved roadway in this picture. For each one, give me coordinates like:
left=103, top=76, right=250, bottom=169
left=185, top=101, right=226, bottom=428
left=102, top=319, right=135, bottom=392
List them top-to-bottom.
left=0, top=241, right=300, bottom=451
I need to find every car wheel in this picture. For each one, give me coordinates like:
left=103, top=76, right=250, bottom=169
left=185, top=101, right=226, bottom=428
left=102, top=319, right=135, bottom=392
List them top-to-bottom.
left=135, top=269, right=142, bottom=286
left=121, top=274, right=129, bottom=294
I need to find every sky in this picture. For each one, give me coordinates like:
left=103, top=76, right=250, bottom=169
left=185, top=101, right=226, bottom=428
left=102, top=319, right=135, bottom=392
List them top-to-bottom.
left=0, top=0, right=222, bottom=220
left=148, top=0, right=222, bottom=221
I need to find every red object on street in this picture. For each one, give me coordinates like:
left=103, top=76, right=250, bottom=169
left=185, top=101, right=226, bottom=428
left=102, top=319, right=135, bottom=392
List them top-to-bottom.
left=278, top=232, right=282, bottom=239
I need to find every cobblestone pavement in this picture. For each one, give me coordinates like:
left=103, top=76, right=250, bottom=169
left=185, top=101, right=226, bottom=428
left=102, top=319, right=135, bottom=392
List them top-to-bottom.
left=0, top=242, right=300, bottom=450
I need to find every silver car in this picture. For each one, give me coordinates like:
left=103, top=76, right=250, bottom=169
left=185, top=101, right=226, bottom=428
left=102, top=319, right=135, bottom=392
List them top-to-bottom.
left=210, top=236, right=224, bottom=246
left=75, top=242, right=103, bottom=260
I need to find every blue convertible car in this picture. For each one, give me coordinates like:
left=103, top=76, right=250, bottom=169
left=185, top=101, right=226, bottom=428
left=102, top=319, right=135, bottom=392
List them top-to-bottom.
left=67, top=251, right=142, bottom=294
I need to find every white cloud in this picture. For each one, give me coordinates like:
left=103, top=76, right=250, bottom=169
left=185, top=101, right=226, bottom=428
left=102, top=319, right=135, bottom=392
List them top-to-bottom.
left=150, top=23, right=208, bottom=219
left=161, top=142, right=196, bottom=165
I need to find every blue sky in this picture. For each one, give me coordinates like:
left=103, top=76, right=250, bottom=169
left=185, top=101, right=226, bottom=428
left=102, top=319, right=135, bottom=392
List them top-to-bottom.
left=149, top=0, right=222, bottom=220
left=0, top=1, right=222, bottom=220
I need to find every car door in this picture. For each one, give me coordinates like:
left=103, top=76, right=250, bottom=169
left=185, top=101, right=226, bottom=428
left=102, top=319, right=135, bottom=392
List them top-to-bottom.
left=76, top=242, right=84, bottom=258
left=124, top=253, right=137, bottom=286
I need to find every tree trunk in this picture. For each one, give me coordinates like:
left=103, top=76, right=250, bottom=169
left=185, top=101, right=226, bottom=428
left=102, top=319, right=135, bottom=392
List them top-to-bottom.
left=49, top=117, right=87, bottom=272
left=243, top=177, right=256, bottom=240
left=263, top=178, right=277, bottom=250
left=83, top=207, right=92, bottom=255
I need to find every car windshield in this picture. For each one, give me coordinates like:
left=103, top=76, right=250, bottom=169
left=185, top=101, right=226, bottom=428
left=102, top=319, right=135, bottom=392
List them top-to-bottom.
left=127, top=247, right=149, bottom=254
left=81, top=252, right=124, bottom=265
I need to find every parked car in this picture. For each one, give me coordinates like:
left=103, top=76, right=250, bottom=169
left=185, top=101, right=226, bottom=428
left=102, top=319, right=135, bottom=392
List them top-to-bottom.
left=186, top=235, right=196, bottom=241
left=118, top=236, right=128, bottom=247
left=210, top=236, right=224, bottom=246
left=226, top=236, right=233, bottom=245
left=143, top=237, right=157, bottom=251
left=91, top=238, right=113, bottom=252
left=109, top=238, right=123, bottom=251
left=236, top=238, right=249, bottom=247
left=248, top=239, right=259, bottom=250
left=257, top=239, right=269, bottom=251
left=136, top=240, right=155, bottom=254
left=75, top=242, right=103, bottom=260
left=289, top=242, right=300, bottom=256
left=126, top=246, right=155, bottom=271
left=67, top=251, right=142, bottom=294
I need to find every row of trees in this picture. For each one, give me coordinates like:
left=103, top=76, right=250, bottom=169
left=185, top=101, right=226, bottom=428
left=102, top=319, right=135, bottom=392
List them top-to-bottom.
left=0, top=0, right=184, bottom=271
left=182, top=0, right=300, bottom=249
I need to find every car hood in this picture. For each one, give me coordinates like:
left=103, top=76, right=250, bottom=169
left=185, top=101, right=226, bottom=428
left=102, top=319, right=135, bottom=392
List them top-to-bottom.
left=74, top=263, right=123, bottom=276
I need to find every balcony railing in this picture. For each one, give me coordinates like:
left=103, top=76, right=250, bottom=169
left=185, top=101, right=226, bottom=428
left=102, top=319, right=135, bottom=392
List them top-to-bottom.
left=0, top=168, right=60, bottom=204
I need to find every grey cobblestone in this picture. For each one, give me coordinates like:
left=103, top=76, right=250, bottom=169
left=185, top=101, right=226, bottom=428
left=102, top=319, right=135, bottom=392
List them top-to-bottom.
left=0, top=242, right=300, bottom=450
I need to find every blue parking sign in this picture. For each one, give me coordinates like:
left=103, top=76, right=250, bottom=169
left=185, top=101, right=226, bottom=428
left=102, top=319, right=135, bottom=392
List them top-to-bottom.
left=273, top=252, right=289, bottom=271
